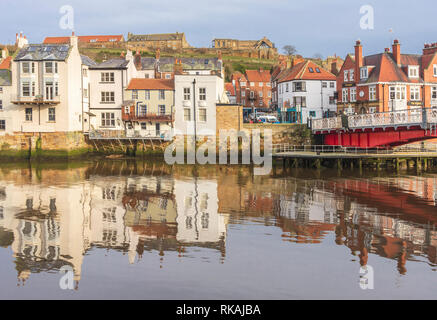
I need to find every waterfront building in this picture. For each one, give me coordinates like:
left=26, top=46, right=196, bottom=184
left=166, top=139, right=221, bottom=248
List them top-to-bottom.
left=10, top=34, right=85, bottom=133
left=337, top=40, right=437, bottom=115
left=277, top=60, right=337, bottom=123
left=123, top=78, right=175, bottom=138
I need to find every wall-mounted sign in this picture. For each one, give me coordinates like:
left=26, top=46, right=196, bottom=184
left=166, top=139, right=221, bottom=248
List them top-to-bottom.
left=408, top=101, right=423, bottom=106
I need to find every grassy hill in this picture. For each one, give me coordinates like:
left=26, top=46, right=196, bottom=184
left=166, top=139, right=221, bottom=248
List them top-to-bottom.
left=79, top=48, right=278, bottom=82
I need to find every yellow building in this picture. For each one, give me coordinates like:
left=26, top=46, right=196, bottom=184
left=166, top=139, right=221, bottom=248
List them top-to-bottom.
left=127, top=32, right=191, bottom=51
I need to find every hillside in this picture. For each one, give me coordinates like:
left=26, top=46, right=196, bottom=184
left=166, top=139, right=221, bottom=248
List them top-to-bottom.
left=79, top=48, right=278, bottom=82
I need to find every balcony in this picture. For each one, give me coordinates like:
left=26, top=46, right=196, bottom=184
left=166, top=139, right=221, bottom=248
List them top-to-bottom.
left=12, top=95, right=61, bottom=105
left=122, top=112, right=173, bottom=123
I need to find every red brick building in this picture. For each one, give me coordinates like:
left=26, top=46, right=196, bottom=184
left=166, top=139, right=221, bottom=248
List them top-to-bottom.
left=337, top=40, right=437, bottom=115
left=231, top=69, right=272, bottom=114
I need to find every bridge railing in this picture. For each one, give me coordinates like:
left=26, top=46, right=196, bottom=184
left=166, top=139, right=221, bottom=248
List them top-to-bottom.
left=348, top=108, right=423, bottom=129
left=311, top=116, right=342, bottom=131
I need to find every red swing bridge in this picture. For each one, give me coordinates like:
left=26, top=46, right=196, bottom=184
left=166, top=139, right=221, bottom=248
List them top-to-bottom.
left=312, top=108, right=437, bottom=148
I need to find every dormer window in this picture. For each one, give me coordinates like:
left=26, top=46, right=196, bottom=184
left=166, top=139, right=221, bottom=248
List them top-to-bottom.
left=408, top=66, right=419, bottom=78
left=360, top=67, right=368, bottom=80
left=344, top=70, right=349, bottom=82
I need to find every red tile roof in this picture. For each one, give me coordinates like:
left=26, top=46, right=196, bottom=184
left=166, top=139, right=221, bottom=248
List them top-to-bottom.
left=43, top=35, right=124, bottom=44
left=0, top=56, right=12, bottom=70
left=279, top=60, right=336, bottom=82
left=245, top=69, right=271, bottom=82
left=231, top=72, right=247, bottom=83
left=127, top=78, right=174, bottom=90
left=225, top=83, right=236, bottom=96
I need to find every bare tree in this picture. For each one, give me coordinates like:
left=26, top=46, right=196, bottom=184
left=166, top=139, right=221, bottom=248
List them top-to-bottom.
left=283, top=45, right=297, bottom=56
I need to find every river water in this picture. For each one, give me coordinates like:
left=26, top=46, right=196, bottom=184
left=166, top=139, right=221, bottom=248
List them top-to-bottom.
left=0, top=160, right=435, bottom=300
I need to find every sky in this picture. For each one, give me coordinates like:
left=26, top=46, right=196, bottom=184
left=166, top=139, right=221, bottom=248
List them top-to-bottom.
left=1, top=0, right=436, bottom=58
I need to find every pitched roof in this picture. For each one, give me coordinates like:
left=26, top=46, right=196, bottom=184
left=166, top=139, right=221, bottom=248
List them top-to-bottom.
left=128, top=33, right=184, bottom=42
left=44, top=35, right=124, bottom=44
left=14, top=44, right=71, bottom=61
left=80, top=55, right=97, bottom=67
left=0, top=56, right=12, bottom=70
left=90, top=58, right=129, bottom=69
left=279, top=60, right=336, bottom=82
left=245, top=69, right=271, bottom=82
left=0, top=70, right=11, bottom=86
left=231, top=72, right=247, bottom=83
left=127, top=78, right=174, bottom=90
left=225, top=83, right=235, bottom=96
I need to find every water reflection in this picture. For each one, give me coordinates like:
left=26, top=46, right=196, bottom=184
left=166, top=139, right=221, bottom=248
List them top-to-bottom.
left=0, top=161, right=435, bottom=296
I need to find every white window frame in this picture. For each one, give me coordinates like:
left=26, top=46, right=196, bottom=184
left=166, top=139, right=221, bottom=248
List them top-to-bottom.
left=408, top=66, right=419, bottom=78
left=360, top=67, right=368, bottom=80
left=349, top=69, right=354, bottom=82
left=344, top=70, right=349, bottom=82
left=369, top=86, right=377, bottom=101
left=410, top=86, right=421, bottom=101
left=350, top=87, right=357, bottom=102
left=183, top=88, right=191, bottom=101
left=199, top=88, right=206, bottom=101
left=342, top=88, right=348, bottom=102
left=184, top=108, right=191, bottom=121
left=198, top=108, right=207, bottom=122
left=101, top=112, right=115, bottom=127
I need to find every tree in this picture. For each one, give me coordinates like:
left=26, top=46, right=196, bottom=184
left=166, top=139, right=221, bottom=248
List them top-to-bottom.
left=283, top=45, right=297, bottom=56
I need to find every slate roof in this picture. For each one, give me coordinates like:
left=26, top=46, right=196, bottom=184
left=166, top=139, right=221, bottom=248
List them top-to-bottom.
left=14, top=44, right=71, bottom=61
left=81, top=55, right=97, bottom=67
left=139, top=56, right=222, bottom=72
left=90, top=58, right=129, bottom=69
left=0, top=70, right=12, bottom=86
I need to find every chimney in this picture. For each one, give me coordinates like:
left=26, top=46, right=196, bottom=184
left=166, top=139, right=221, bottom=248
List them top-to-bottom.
left=70, top=31, right=78, bottom=48
left=392, top=39, right=401, bottom=65
left=355, top=40, right=363, bottom=82
left=423, top=43, right=437, bottom=56
left=155, top=48, right=160, bottom=61
left=384, top=48, right=390, bottom=53
left=126, top=50, right=133, bottom=62
left=134, top=51, right=142, bottom=70
left=174, top=58, right=183, bottom=75
left=331, top=62, right=338, bottom=75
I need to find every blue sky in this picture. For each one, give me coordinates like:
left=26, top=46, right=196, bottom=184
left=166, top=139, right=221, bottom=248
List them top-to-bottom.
left=1, top=0, right=436, bottom=58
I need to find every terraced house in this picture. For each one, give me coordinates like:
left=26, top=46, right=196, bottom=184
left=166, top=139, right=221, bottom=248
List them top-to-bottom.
left=337, top=40, right=437, bottom=115
left=123, top=78, right=174, bottom=138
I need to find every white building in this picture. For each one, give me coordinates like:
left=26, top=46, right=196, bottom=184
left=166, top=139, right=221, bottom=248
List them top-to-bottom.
left=10, top=35, right=85, bottom=133
left=277, top=60, right=337, bottom=124
left=0, top=70, right=13, bottom=135
left=174, top=74, right=226, bottom=136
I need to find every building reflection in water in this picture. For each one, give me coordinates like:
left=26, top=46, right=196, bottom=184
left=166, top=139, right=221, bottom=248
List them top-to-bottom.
left=0, top=162, right=435, bottom=289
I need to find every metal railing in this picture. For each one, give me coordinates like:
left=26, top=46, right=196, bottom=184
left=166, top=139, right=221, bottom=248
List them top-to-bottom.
left=312, top=107, right=437, bottom=131
left=89, top=129, right=173, bottom=141
left=272, top=144, right=437, bottom=155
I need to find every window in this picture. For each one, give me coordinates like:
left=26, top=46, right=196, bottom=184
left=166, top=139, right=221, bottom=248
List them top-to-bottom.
left=22, top=62, right=30, bottom=74
left=45, top=62, right=57, bottom=74
left=434, top=65, right=437, bottom=77
left=408, top=66, right=419, bottom=78
left=309, top=67, right=314, bottom=73
left=360, top=67, right=368, bottom=79
left=316, top=68, right=321, bottom=73
left=82, top=69, right=87, bottom=77
left=349, top=69, right=355, bottom=82
left=344, top=70, right=349, bottom=82
left=101, top=72, right=114, bottom=83
left=165, top=74, right=171, bottom=79
left=22, top=81, right=30, bottom=97
left=293, top=81, right=306, bottom=92
left=32, top=82, right=36, bottom=97
left=240, top=82, right=246, bottom=87
left=250, top=82, right=255, bottom=87
left=259, top=82, right=263, bottom=87
left=267, top=82, right=271, bottom=87
left=322, top=82, right=327, bottom=88
left=330, top=82, right=335, bottom=88
left=286, top=83, right=289, bottom=92
left=369, top=86, right=376, bottom=101
left=389, top=86, right=406, bottom=100
left=410, top=86, right=421, bottom=101
left=0, top=87, right=2, bottom=94
left=432, top=87, right=437, bottom=100
left=84, top=88, right=88, bottom=98
left=184, top=88, right=191, bottom=101
left=199, top=88, right=206, bottom=100
left=342, top=88, right=348, bottom=102
left=350, top=88, right=357, bottom=102
left=132, top=90, right=138, bottom=99
left=144, top=90, right=150, bottom=100
left=159, top=90, right=165, bottom=100
left=241, top=91, right=246, bottom=97
left=250, top=91, right=255, bottom=99
left=259, top=91, right=263, bottom=98
left=268, top=91, right=271, bottom=98
left=101, top=92, right=115, bottom=103
left=293, top=96, right=306, bottom=108
left=329, top=96, right=335, bottom=104
left=241, top=99, right=245, bottom=105
left=0, top=100, right=2, bottom=110
left=259, top=100, right=263, bottom=107
left=139, top=104, right=147, bottom=116
left=158, top=105, right=166, bottom=115
left=25, top=108, right=32, bottom=121
left=48, top=108, right=56, bottom=122
left=184, top=108, right=191, bottom=121
left=199, top=108, right=207, bottom=122
left=309, top=111, right=316, bottom=117
left=101, top=112, right=115, bottom=127
left=0, top=120, right=4, bottom=130
left=141, top=123, right=147, bottom=130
